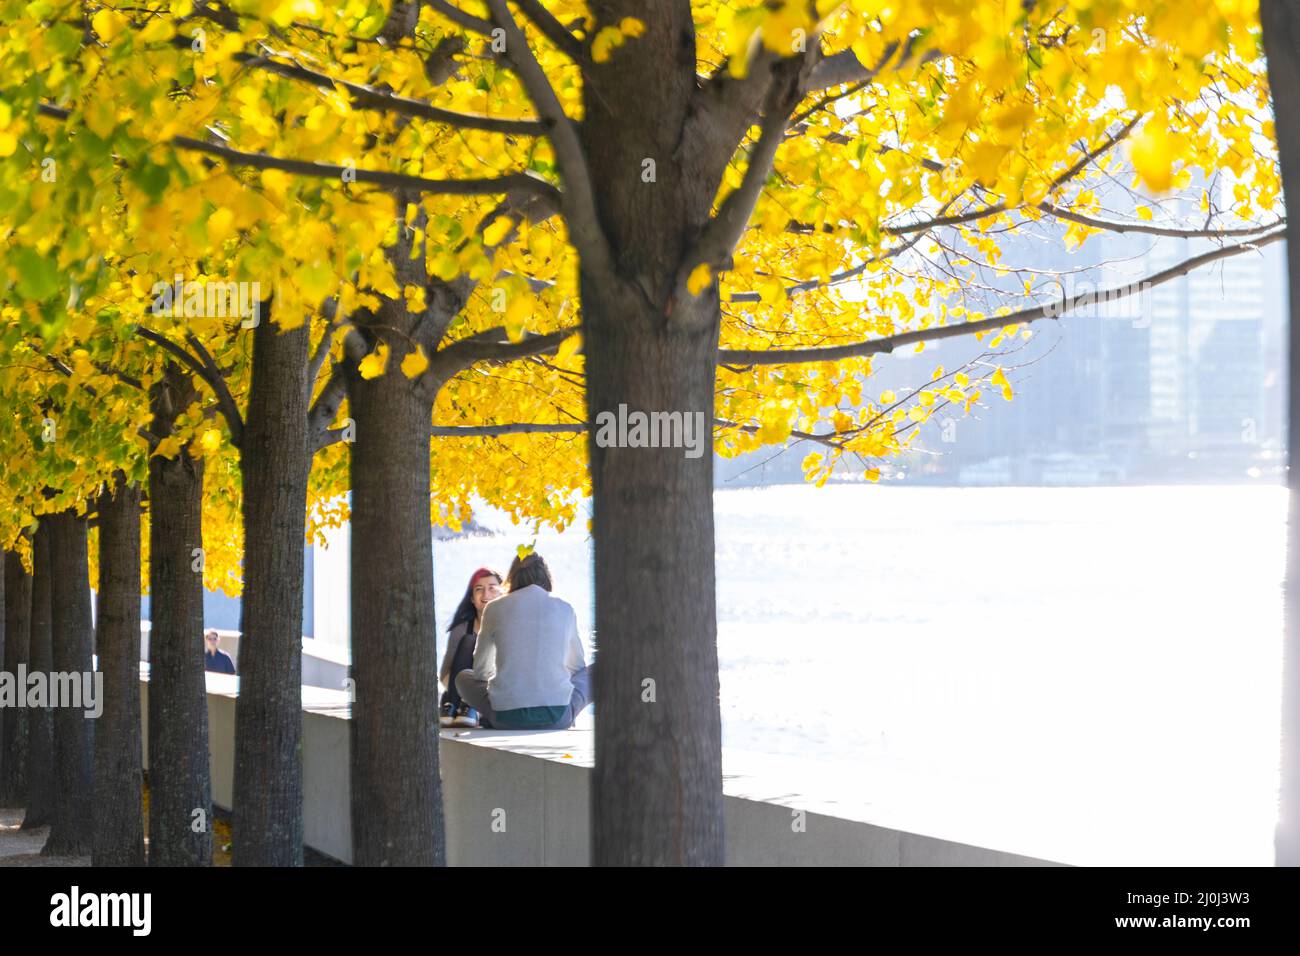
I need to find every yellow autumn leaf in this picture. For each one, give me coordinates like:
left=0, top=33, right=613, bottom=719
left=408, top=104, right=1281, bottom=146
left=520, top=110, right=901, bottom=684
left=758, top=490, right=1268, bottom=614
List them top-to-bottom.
left=762, top=1, right=814, bottom=54
left=91, top=9, right=128, bottom=41
left=138, top=18, right=176, bottom=43
left=592, top=27, right=624, bottom=63
left=83, top=94, right=117, bottom=140
left=1129, top=122, right=1174, bottom=193
left=965, top=142, right=1010, bottom=187
left=482, top=215, right=514, bottom=247
left=430, top=251, right=459, bottom=281
left=294, top=261, right=335, bottom=303
left=687, top=263, right=712, bottom=296
left=404, top=284, right=427, bottom=314
left=504, top=295, right=532, bottom=342
left=556, top=333, right=582, bottom=364
left=358, top=342, right=390, bottom=380
left=401, top=344, right=429, bottom=380
left=70, top=349, right=95, bottom=379
left=153, top=435, right=183, bottom=459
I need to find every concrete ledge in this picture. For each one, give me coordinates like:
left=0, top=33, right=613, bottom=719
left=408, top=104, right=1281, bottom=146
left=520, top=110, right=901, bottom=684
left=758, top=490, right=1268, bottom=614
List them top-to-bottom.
left=141, top=627, right=350, bottom=691
left=140, top=673, right=1064, bottom=866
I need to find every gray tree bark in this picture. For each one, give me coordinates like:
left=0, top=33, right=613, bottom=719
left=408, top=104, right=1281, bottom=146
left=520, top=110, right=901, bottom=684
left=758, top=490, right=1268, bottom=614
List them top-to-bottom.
left=1262, top=0, right=1300, bottom=867
left=578, top=1, right=728, bottom=865
left=344, top=199, right=454, bottom=866
left=233, top=314, right=311, bottom=867
left=147, top=362, right=214, bottom=866
left=93, top=477, right=146, bottom=866
left=42, top=511, right=95, bottom=856
left=22, top=522, right=55, bottom=829
left=0, top=551, right=31, bottom=808
left=0, top=553, right=4, bottom=798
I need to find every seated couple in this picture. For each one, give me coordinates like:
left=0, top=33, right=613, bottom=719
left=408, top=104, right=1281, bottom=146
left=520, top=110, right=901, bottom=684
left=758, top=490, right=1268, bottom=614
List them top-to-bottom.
left=438, top=552, right=593, bottom=731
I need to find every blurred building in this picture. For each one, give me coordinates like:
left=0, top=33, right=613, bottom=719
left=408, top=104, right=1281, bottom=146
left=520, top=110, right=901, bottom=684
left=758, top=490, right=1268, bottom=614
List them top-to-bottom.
left=719, top=221, right=1288, bottom=487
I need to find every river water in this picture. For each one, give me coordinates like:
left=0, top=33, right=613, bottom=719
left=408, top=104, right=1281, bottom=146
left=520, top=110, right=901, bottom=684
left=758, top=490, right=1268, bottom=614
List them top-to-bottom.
left=434, top=483, right=1286, bottom=865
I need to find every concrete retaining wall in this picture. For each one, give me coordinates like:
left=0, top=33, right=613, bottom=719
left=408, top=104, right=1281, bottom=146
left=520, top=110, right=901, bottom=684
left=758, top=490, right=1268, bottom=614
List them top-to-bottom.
left=140, top=671, right=1062, bottom=867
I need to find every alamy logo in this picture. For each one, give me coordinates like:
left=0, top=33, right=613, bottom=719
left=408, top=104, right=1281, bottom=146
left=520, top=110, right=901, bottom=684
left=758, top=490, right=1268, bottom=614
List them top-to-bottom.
left=150, top=275, right=261, bottom=328
left=1042, top=275, right=1150, bottom=323
left=593, top=404, right=708, bottom=459
left=0, top=666, right=103, bottom=718
left=50, top=886, right=151, bottom=936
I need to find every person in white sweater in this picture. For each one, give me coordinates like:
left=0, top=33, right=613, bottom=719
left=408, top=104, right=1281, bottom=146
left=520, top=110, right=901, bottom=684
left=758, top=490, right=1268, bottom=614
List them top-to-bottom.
left=454, top=552, right=593, bottom=730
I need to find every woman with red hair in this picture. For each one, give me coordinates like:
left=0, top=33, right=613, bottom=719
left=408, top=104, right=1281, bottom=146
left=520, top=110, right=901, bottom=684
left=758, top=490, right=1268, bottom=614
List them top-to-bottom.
left=438, top=567, right=503, bottom=728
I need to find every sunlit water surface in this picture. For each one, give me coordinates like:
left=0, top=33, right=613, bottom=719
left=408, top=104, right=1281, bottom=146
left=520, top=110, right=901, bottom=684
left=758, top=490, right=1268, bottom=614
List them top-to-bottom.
left=434, top=484, right=1285, bottom=865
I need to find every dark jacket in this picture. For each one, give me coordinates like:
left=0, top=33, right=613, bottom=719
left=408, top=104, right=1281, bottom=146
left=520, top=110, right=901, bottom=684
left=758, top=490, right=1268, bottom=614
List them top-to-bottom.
left=439, top=617, right=476, bottom=689
left=205, top=649, right=236, bottom=675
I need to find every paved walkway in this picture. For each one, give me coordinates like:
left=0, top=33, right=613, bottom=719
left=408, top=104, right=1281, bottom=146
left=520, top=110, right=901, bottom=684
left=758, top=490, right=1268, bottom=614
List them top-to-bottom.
left=0, top=808, right=87, bottom=866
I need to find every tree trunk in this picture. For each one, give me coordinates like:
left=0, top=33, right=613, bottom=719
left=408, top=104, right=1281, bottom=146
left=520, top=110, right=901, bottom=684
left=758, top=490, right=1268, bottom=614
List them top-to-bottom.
left=1262, top=0, right=1300, bottom=867
left=578, top=3, right=727, bottom=864
left=583, top=276, right=725, bottom=865
left=233, top=316, right=311, bottom=866
left=346, top=318, right=446, bottom=866
left=147, top=378, right=213, bottom=865
left=93, top=477, right=146, bottom=866
left=42, top=511, right=96, bottom=856
left=22, top=522, right=55, bottom=828
left=0, top=551, right=31, bottom=808
left=0, top=553, right=4, bottom=798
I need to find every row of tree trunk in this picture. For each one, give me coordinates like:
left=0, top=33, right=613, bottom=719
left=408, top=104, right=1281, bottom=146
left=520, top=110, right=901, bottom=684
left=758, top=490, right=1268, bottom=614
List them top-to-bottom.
left=0, top=467, right=206, bottom=864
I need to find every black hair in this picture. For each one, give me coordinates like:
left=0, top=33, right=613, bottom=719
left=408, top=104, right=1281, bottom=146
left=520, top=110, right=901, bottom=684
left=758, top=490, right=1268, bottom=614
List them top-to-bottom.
left=506, top=552, right=553, bottom=593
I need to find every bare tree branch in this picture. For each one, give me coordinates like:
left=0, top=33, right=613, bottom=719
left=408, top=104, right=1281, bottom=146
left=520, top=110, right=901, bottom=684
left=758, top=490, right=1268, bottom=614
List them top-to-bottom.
left=426, top=0, right=494, bottom=34
left=483, top=0, right=613, bottom=274
left=514, top=0, right=587, bottom=63
left=805, top=36, right=940, bottom=92
left=688, top=39, right=934, bottom=291
left=204, top=40, right=548, bottom=136
left=683, top=55, right=817, bottom=292
left=688, top=82, right=795, bottom=271
left=36, top=103, right=561, bottom=208
left=882, top=115, right=1142, bottom=236
left=1037, top=204, right=1285, bottom=239
left=717, top=227, right=1286, bottom=365
left=728, top=229, right=928, bottom=303
left=306, top=300, right=340, bottom=391
left=135, top=325, right=245, bottom=445
left=434, top=326, right=577, bottom=373
left=309, top=327, right=368, bottom=445
left=184, top=331, right=245, bottom=446
left=431, top=421, right=585, bottom=437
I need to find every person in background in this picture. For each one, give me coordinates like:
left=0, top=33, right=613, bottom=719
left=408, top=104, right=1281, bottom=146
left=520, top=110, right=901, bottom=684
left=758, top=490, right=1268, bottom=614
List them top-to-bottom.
left=454, top=552, right=593, bottom=731
left=439, top=567, right=503, bottom=729
left=204, top=629, right=236, bottom=675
